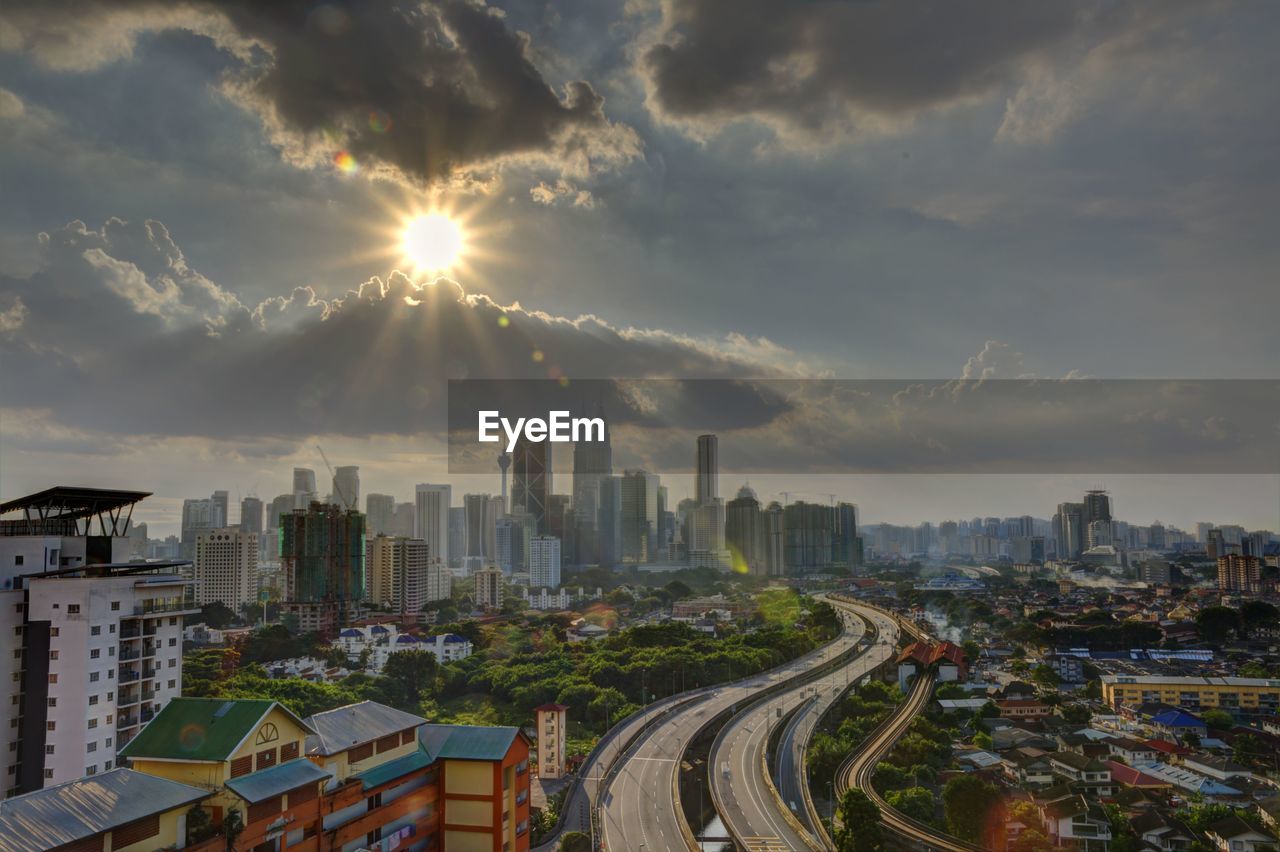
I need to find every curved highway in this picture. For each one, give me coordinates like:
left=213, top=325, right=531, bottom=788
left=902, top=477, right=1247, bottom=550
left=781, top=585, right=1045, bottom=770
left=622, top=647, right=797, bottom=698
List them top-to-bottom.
left=598, top=599, right=869, bottom=852
left=710, top=603, right=900, bottom=851
left=831, top=670, right=982, bottom=852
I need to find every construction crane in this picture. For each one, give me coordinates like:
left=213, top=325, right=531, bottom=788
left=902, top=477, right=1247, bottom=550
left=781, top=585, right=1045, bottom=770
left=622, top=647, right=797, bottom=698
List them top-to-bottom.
left=315, top=445, right=354, bottom=510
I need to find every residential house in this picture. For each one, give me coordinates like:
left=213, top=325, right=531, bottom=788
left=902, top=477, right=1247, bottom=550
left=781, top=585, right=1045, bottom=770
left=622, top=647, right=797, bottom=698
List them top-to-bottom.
left=1038, top=793, right=1112, bottom=851
left=1204, top=814, right=1277, bottom=852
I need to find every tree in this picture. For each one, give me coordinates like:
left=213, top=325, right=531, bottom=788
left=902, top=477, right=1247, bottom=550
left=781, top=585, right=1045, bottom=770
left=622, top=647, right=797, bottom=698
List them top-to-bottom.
left=1240, top=600, right=1280, bottom=637
left=194, top=602, right=237, bottom=630
left=1196, top=606, right=1241, bottom=642
left=381, top=649, right=438, bottom=711
left=1031, top=664, right=1061, bottom=689
left=1060, top=703, right=1093, bottom=725
left=1202, top=709, right=1233, bottom=731
left=973, top=731, right=993, bottom=750
left=1234, top=733, right=1264, bottom=766
left=942, top=775, right=1000, bottom=843
left=886, top=786, right=935, bottom=824
left=834, top=789, right=883, bottom=852
left=186, top=804, right=216, bottom=843
left=222, top=808, right=244, bottom=850
left=558, top=831, right=590, bottom=852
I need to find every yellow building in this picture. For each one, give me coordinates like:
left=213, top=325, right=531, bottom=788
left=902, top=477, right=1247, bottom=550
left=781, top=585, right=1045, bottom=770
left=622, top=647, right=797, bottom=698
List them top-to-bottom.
left=1101, top=675, right=1280, bottom=719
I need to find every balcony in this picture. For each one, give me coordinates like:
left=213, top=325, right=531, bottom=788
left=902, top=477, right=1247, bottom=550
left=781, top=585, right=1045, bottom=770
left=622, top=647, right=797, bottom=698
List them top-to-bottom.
left=119, top=625, right=141, bottom=640
left=141, top=643, right=158, bottom=659
left=118, top=648, right=140, bottom=662
left=141, top=667, right=158, bottom=680
left=118, top=669, right=140, bottom=683
left=141, top=688, right=156, bottom=702
left=140, top=707, right=155, bottom=723
left=117, top=714, right=138, bottom=729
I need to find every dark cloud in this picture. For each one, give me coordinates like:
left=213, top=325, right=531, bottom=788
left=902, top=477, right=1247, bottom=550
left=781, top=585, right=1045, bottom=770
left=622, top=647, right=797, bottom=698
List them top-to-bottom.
left=0, top=0, right=639, bottom=185
left=640, top=0, right=1187, bottom=137
left=0, top=217, right=795, bottom=443
left=4, top=219, right=1276, bottom=479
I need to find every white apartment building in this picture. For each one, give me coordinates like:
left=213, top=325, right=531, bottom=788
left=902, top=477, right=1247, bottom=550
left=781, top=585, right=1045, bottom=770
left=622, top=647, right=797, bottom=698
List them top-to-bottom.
left=0, top=487, right=197, bottom=799
left=193, top=527, right=258, bottom=613
left=367, top=535, right=428, bottom=615
left=528, top=535, right=561, bottom=589
left=335, top=623, right=473, bottom=670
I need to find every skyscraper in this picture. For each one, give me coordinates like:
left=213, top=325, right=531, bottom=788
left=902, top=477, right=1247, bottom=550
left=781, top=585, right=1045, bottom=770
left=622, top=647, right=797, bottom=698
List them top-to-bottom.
left=572, top=409, right=612, bottom=565
left=695, top=434, right=718, bottom=506
left=512, top=437, right=551, bottom=533
left=331, top=465, right=359, bottom=510
left=292, top=467, right=317, bottom=509
left=620, top=470, right=659, bottom=564
left=414, top=484, right=451, bottom=569
left=726, top=485, right=764, bottom=575
left=1084, top=489, right=1112, bottom=525
left=268, top=493, right=294, bottom=530
left=365, top=493, right=395, bottom=537
left=464, top=494, right=501, bottom=563
left=180, top=495, right=226, bottom=559
left=239, top=496, right=263, bottom=534
left=1054, top=502, right=1085, bottom=560
left=1218, top=554, right=1261, bottom=595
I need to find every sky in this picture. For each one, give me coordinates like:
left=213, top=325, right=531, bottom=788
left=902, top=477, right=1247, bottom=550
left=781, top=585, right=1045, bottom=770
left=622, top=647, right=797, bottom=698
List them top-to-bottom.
left=1, top=0, right=1278, bottom=536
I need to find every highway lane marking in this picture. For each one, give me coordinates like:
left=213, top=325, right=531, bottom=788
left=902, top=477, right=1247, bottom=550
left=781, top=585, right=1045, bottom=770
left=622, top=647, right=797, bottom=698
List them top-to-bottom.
left=627, top=756, right=677, bottom=762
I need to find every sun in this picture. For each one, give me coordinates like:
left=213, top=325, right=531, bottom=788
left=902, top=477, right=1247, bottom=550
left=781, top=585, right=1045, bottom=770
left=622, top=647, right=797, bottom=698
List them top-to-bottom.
left=401, top=213, right=464, bottom=272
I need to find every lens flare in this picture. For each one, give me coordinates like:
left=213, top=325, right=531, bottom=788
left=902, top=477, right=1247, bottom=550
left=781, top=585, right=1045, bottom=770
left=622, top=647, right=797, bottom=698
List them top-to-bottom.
left=369, top=110, right=392, bottom=133
left=333, top=151, right=358, bottom=174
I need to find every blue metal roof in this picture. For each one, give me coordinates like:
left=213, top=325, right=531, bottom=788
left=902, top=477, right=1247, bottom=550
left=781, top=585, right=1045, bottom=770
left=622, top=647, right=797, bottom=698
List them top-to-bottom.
left=225, top=759, right=331, bottom=803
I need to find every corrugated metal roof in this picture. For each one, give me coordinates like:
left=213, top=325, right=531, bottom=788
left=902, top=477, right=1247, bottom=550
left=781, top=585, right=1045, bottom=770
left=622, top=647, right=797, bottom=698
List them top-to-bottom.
left=304, top=701, right=425, bottom=756
left=419, top=724, right=520, bottom=762
left=355, top=747, right=433, bottom=791
left=225, top=759, right=332, bottom=803
left=0, top=769, right=206, bottom=852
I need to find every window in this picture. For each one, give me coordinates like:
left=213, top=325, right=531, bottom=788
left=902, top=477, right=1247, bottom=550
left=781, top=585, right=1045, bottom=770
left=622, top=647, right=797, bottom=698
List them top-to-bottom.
left=12, top=556, right=21, bottom=566
left=111, top=602, right=120, bottom=611
left=67, top=605, right=80, bottom=615
left=169, top=617, right=177, bottom=625
left=109, top=624, right=116, bottom=634
left=90, top=626, right=101, bottom=636
left=168, top=638, right=176, bottom=647
left=108, top=647, right=114, bottom=657
left=90, top=649, right=100, bottom=660
left=11, top=650, right=18, bottom=660
left=49, top=650, right=58, bottom=661
left=168, top=659, right=176, bottom=668
left=89, top=672, right=99, bottom=683
left=47, top=674, right=57, bottom=684
left=167, top=680, right=175, bottom=689
left=88, top=695, right=98, bottom=705
left=47, top=698, right=56, bottom=707
left=88, top=719, right=98, bottom=729
left=46, top=722, right=55, bottom=732
left=104, top=737, right=111, bottom=747
left=87, top=742, right=96, bottom=753
left=45, top=745, right=54, bottom=755
left=230, top=756, right=252, bottom=778
left=85, top=766, right=96, bottom=776
left=43, top=769, right=53, bottom=779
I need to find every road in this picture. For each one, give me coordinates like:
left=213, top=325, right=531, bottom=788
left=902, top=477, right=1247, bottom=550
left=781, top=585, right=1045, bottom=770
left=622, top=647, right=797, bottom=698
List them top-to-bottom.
left=598, top=600, right=869, bottom=852
left=772, top=605, right=902, bottom=836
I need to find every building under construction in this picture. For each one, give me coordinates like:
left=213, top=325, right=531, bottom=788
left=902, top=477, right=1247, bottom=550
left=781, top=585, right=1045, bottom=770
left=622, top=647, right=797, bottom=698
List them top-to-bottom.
left=280, top=501, right=365, bottom=636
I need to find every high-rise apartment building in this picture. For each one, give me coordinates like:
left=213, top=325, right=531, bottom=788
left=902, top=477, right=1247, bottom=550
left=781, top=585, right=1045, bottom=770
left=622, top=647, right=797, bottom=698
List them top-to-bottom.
left=414, top=484, right=451, bottom=570
left=0, top=487, right=196, bottom=798
left=267, top=493, right=294, bottom=530
left=464, top=494, right=502, bottom=563
left=238, top=496, right=263, bottom=534
left=783, top=500, right=833, bottom=572
left=763, top=501, right=785, bottom=576
left=280, top=502, right=365, bottom=635
left=1054, top=502, right=1085, bottom=559
left=497, top=515, right=532, bottom=574
left=193, top=528, right=258, bottom=613
left=367, top=536, right=432, bottom=615
left=529, top=536, right=562, bottom=589
left=1218, top=554, right=1261, bottom=595
left=474, top=565, right=504, bottom=610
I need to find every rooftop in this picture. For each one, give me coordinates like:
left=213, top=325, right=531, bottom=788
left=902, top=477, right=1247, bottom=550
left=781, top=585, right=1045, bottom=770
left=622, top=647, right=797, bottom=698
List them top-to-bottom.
left=1, top=486, right=151, bottom=538
left=120, top=697, right=310, bottom=762
left=305, top=700, right=425, bottom=757
left=419, top=724, right=525, bottom=762
left=0, top=768, right=205, bottom=852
